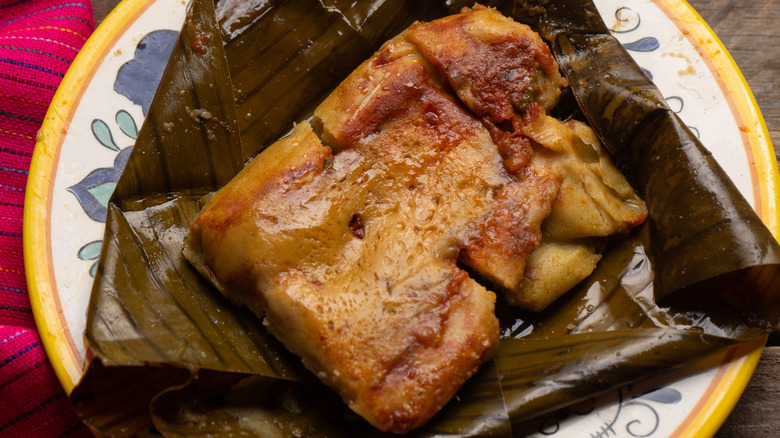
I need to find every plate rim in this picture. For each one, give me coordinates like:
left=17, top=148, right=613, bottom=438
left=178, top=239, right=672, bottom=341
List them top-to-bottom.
left=22, top=0, right=779, bottom=435
left=23, top=0, right=158, bottom=394
left=650, top=0, right=779, bottom=436
left=667, top=0, right=779, bottom=231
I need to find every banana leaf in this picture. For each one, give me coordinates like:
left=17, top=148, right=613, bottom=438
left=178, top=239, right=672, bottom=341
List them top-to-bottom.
left=69, top=0, right=780, bottom=436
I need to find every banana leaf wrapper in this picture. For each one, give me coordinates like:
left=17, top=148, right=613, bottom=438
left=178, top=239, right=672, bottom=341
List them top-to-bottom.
left=69, top=0, right=780, bottom=436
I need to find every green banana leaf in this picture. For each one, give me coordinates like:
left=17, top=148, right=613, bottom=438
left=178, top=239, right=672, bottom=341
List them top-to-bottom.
left=69, top=0, right=780, bottom=436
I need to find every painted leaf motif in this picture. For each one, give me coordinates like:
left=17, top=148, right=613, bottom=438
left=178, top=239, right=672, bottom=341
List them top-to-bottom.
left=622, top=36, right=660, bottom=52
left=116, top=109, right=138, bottom=139
left=91, top=119, right=120, bottom=151
left=68, top=147, right=132, bottom=222
left=77, top=240, right=102, bottom=261
left=637, top=387, right=682, bottom=405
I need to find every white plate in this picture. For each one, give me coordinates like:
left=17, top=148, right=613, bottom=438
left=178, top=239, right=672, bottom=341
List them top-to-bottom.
left=24, top=0, right=779, bottom=436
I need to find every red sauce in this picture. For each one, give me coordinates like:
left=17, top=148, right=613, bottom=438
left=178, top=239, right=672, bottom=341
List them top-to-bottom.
left=407, top=10, right=564, bottom=177
left=188, top=23, right=212, bottom=55
left=468, top=35, right=540, bottom=123
left=340, top=56, right=484, bottom=154
left=340, top=62, right=425, bottom=145
left=482, top=117, right=533, bottom=173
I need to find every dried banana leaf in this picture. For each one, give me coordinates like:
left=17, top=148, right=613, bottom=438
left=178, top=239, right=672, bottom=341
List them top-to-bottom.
left=70, top=0, right=780, bottom=436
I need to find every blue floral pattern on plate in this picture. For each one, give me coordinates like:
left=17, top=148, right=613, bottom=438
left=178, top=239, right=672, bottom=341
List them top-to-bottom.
left=68, top=29, right=178, bottom=276
left=115, top=29, right=179, bottom=115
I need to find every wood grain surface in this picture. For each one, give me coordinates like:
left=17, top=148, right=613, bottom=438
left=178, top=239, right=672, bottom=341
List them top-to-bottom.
left=88, top=0, right=780, bottom=436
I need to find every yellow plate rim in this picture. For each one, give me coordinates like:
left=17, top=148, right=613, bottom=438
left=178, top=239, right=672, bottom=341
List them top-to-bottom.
left=23, top=0, right=157, bottom=394
left=656, top=0, right=779, bottom=436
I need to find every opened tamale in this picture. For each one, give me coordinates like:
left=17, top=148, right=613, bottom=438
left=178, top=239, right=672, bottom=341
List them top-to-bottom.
left=70, top=0, right=780, bottom=437
left=182, top=6, right=651, bottom=432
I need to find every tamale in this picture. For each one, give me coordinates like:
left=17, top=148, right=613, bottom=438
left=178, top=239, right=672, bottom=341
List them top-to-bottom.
left=184, top=5, right=646, bottom=432
left=185, top=32, right=514, bottom=432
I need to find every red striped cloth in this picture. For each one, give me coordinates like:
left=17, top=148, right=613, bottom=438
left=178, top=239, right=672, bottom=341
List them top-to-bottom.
left=0, top=1, right=93, bottom=436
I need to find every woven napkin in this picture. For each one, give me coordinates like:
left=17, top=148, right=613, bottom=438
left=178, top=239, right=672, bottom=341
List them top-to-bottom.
left=1, top=1, right=94, bottom=436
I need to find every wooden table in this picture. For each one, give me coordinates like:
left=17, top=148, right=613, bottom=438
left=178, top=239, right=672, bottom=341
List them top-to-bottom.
left=89, top=0, right=780, bottom=436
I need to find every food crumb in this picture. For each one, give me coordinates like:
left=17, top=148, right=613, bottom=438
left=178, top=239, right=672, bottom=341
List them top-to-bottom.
left=189, top=23, right=212, bottom=54
left=678, top=65, right=696, bottom=76
left=187, top=107, right=213, bottom=123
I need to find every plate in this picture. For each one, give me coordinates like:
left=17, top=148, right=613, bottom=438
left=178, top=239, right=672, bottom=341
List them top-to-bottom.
left=23, top=0, right=779, bottom=436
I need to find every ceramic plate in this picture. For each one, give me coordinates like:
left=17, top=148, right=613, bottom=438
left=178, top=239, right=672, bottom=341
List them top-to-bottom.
left=24, top=0, right=779, bottom=436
